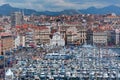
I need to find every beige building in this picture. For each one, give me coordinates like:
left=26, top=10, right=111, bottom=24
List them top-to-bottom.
left=59, top=23, right=87, bottom=45
left=34, top=26, right=50, bottom=45
left=66, top=27, right=86, bottom=45
left=66, top=27, right=79, bottom=45
left=78, top=28, right=87, bottom=44
left=93, top=31, right=108, bottom=46
left=0, top=32, right=14, bottom=55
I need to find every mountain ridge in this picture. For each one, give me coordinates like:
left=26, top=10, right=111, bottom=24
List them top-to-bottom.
left=0, top=4, right=120, bottom=16
left=79, top=5, right=120, bottom=14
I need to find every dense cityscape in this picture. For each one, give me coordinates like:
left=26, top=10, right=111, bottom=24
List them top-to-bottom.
left=0, top=3, right=120, bottom=80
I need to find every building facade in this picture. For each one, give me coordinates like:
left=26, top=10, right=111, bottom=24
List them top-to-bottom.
left=11, top=12, right=24, bottom=27
left=34, top=26, right=50, bottom=45
left=66, top=27, right=87, bottom=45
left=66, top=27, right=79, bottom=45
left=78, top=28, right=87, bottom=45
left=25, top=29, right=35, bottom=47
left=86, top=29, right=93, bottom=45
left=115, top=29, right=120, bottom=45
left=107, top=30, right=116, bottom=46
left=93, top=31, right=108, bottom=46
left=50, top=32, right=65, bottom=46
left=0, top=33, right=14, bottom=55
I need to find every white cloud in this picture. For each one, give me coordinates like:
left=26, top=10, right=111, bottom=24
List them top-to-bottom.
left=0, top=0, right=119, bottom=11
left=0, top=0, right=6, bottom=4
left=0, top=0, right=78, bottom=11
left=78, top=2, right=108, bottom=9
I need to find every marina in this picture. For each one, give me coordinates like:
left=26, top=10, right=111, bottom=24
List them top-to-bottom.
left=3, top=44, right=120, bottom=80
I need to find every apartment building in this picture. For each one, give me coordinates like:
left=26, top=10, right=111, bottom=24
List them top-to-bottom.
left=33, top=26, right=50, bottom=45
left=66, top=27, right=79, bottom=45
left=77, top=27, right=87, bottom=45
left=93, top=31, right=108, bottom=46
left=0, top=32, right=14, bottom=55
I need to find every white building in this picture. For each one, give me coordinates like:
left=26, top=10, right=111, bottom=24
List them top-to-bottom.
left=25, top=30, right=34, bottom=47
left=50, top=32, right=65, bottom=46
left=14, top=35, right=21, bottom=48
left=14, top=35, right=26, bottom=48
left=21, top=35, right=25, bottom=47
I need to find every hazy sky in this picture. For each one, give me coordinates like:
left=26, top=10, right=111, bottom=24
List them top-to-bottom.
left=0, top=0, right=120, bottom=11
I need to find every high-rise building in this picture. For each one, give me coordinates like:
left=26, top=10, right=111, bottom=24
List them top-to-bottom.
left=11, top=12, right=24, bottom=27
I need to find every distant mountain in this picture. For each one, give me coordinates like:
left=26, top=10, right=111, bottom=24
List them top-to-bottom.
left=0, top=4, right=120, bottom=16
left=0, top=4, right=38, bottom=15
left=0, top=4, right=80, bottom=16
left=79, top=5, right=120, bottom=15
left=36, top=9, right=80, bottom=16
left=60, top=9, right=80, bottom=15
